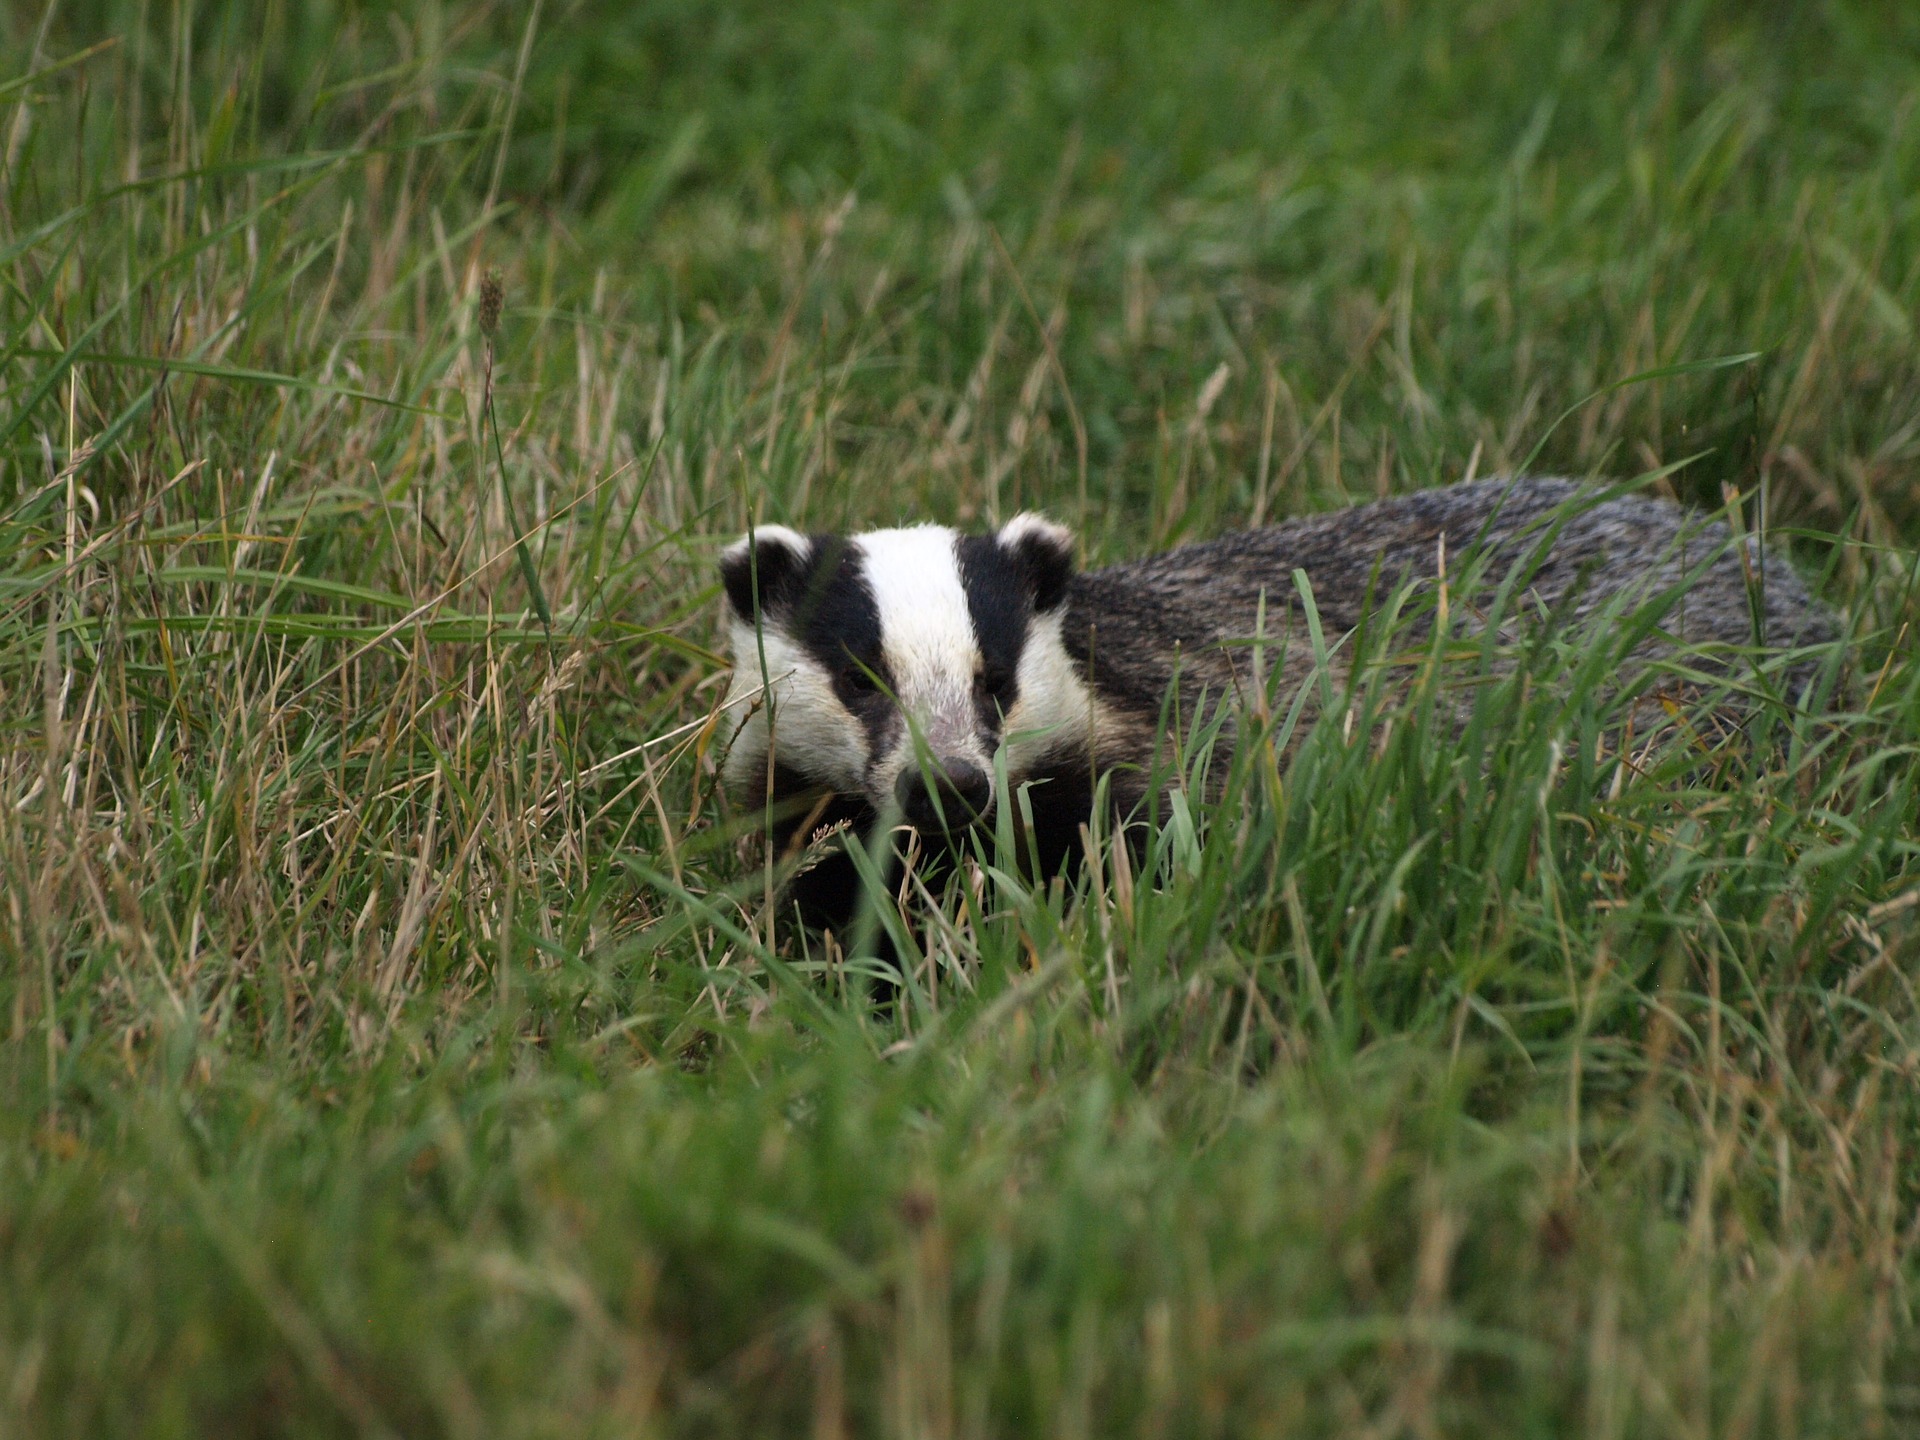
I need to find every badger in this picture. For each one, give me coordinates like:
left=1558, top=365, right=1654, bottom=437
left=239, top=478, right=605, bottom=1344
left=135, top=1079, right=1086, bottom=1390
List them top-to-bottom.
left=716, top=476, right=1838, bottom=938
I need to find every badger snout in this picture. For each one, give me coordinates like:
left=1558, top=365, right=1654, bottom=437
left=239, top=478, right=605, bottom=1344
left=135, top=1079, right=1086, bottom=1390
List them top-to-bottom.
left=894, top=756, right=993, bottom=834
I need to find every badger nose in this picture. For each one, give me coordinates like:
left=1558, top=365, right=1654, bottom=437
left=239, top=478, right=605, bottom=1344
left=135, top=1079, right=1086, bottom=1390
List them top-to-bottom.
left=895, top=757, right=992, bottom=833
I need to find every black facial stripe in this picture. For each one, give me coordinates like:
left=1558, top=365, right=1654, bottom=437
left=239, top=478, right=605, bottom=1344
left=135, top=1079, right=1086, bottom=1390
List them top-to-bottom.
left=955, top=534, right=1029, bottom=729
left=782, top=536, right=894, bottom=756
left=790, top=537, right=882, bottom=664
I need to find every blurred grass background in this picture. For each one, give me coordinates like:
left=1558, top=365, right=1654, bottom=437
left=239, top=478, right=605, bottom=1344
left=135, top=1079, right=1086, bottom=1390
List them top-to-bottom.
left=2, top=1, right=1919, bottom=1434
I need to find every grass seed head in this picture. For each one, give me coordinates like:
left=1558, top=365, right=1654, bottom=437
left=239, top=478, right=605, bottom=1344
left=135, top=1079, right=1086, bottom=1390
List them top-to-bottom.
left=478, top=267, right=504, bottom=337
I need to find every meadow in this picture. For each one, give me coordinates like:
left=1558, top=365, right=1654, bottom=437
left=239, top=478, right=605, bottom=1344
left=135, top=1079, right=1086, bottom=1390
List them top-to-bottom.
left=2, top=2, right=1919, bottom=1434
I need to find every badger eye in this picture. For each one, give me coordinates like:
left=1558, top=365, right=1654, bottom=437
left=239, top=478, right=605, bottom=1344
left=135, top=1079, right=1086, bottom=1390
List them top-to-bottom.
left=840, top=661, right=881, bottom=696
left=977, top=663, right=1014, bottom=700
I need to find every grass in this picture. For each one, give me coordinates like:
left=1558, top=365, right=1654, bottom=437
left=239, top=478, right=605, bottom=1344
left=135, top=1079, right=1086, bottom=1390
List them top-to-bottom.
left=3, top=0, right=1919, bottom=1433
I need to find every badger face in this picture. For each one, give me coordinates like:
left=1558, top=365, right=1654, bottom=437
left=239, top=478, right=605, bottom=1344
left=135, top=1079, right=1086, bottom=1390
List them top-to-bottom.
left=718, top=512, right=1080, bottom=841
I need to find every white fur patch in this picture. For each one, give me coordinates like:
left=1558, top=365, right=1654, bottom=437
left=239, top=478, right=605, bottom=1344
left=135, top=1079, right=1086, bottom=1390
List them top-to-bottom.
left=998, top=511, right=1073, bottom=555
left=858, top=525, right=994, bottom=799
left=861, top=525, right=976, bottom=685
left=1000, top=608, right=1110, bottom=780
left=720, top=619, right=868, bottom=796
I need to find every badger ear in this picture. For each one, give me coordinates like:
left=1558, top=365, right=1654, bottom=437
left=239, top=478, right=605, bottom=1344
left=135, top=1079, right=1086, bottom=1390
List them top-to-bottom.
left=997, top=512, right=1075, bottom=612
left=720, top=525, right=812, bottom=620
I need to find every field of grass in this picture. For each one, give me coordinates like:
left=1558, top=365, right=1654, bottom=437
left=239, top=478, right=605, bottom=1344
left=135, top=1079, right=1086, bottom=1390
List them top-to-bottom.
left=3, top=1, right=1920, bottom=1434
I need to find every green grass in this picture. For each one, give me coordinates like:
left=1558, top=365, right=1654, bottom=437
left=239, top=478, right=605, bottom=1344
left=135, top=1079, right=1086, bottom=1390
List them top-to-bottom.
left=3, top=1, right=1920, bottom=1434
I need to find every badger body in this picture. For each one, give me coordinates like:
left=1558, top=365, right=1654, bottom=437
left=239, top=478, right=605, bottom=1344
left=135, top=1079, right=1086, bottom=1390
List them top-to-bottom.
left=718, top=477, right=1836, bottom=937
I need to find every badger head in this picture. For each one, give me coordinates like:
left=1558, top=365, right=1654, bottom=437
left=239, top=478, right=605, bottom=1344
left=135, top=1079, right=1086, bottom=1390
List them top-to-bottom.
left=717, top=513, right=1081, bottom=841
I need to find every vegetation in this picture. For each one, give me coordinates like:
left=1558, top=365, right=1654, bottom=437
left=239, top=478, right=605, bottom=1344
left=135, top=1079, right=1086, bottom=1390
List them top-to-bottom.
left=2, top=1, right=1918, bottom=1433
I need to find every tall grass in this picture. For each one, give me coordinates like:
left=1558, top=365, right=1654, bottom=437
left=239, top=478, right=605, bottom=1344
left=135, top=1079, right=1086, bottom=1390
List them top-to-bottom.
left=2, top=1, right=1919, bottom=1434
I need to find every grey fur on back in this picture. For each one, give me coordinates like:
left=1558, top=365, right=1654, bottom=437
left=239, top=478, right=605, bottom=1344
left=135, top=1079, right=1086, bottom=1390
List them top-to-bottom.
left=1050, top=477, right=1837, bottom=780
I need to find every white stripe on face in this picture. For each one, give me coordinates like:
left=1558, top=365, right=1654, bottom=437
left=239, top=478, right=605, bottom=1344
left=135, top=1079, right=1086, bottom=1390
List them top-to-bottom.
left=858, top=525, right=989, bottom=785
left=1000, top=607, right=1111, bottom=780
left=720, top=621, right=870, bottom=796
